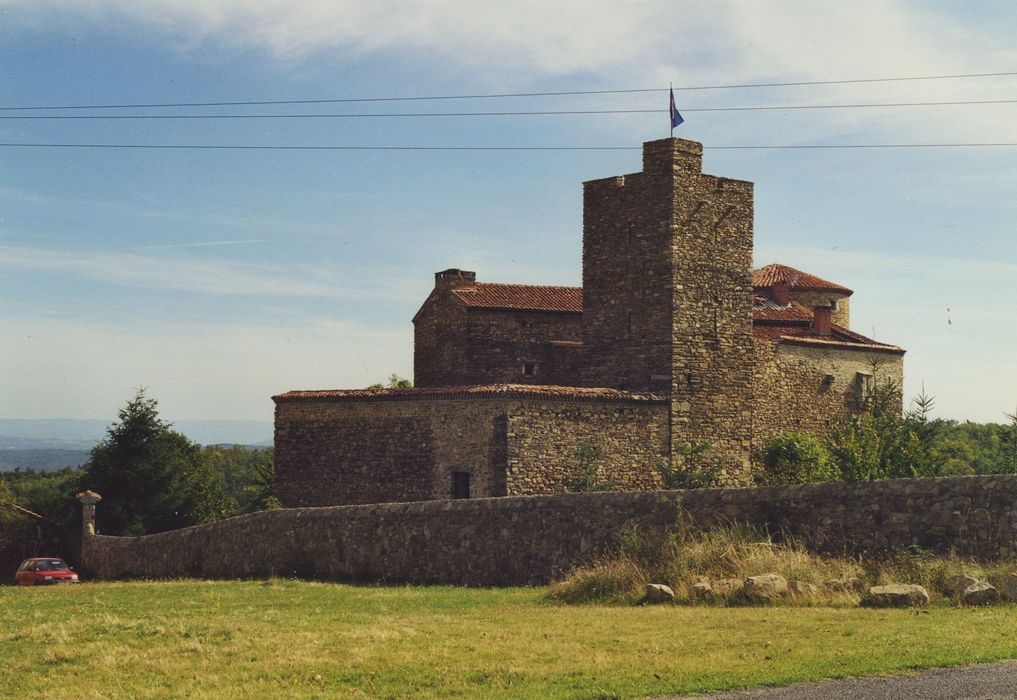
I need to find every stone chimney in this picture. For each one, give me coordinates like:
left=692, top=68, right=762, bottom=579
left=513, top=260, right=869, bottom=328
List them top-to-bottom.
left=434, top=268, right=476, bottom=291
left=772, top=280, right=790, bottom=305
left=812, top=304, right=833, bottom=336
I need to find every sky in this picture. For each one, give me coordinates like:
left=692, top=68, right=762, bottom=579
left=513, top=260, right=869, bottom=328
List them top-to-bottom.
left=1, top=0, right=1016, bottom=425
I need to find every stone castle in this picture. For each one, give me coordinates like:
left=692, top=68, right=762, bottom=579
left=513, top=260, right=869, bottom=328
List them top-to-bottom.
left=273, top=138, right=904, bottom=507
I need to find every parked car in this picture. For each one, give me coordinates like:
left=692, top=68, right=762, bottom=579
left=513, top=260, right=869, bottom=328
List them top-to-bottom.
left=15, top=558, right=80, bottom=586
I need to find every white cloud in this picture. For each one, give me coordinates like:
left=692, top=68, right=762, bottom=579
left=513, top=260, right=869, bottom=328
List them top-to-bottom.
left=6, top=0, right=1014, bottom=144
left=0, top=244, right=415, bottom=300
left=0, top=315, right=412, bottom=420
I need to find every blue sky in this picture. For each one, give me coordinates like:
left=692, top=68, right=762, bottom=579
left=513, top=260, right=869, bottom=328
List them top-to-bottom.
left=1, top=0, right=1015, bottom=423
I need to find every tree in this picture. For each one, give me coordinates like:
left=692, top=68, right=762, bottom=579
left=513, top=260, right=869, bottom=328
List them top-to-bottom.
left=829, top=362, right=945, bottom=481
left=366, top=374, right=413, bottom=390
left=81, top=389, right=232, bottom=535
left=1005, top=407, right=1017, bottom=474
left=658, top=418, right=720, bottom=489
left=756, top=431, right=837, bottom=485
left=561, top=442, right=615, bottom=492
left=0, top=474, right=35, bottom=570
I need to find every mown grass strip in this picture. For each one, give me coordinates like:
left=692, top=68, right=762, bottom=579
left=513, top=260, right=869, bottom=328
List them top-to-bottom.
left=3, top=580, right=1017, bottom=699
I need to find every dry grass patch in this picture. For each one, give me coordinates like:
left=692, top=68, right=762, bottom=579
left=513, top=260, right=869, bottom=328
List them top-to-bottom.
left=550, top=519, right=1017, bottom=606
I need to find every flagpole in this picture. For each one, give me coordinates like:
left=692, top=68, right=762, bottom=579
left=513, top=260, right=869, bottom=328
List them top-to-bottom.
left=670, top=82, right=674, bottom=138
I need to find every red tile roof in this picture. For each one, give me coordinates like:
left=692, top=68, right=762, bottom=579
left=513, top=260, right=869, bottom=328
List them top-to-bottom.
left=752, top=263, right=853, bottom=295
left=452, top=283, right=582, bottom=313
left=751, top=296, right=814, bottom=322
left=752, top=297, right=904, bottom=353
left=274, top=384, right=665, bottom=403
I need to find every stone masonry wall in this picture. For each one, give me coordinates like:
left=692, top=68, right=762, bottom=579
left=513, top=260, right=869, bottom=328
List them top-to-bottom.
left=582, top=138, right=755, bottom=484
left=660, top=140, right=755, bottom=485
left=581, top=154, right=676, bottom=393
left=789, top=290, right=851, bottom=328
left=414, top=295, right=582, bottom=387
left=752, top=339, right=905, bottom=452
left=275, top=393, right=667, bottom=507
left=275, top=398, right=510, bottom=506
left=505, top=401, right=669, bottom=494
left=83, top=475, right=1017, bottom=585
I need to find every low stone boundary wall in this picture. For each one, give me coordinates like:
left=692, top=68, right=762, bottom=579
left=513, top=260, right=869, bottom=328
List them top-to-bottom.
left=82, top=475, right=1017, bottom=585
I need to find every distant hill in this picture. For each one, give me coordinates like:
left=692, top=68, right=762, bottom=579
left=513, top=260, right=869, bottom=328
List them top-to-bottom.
left=0, top=418, right=272, bottom=459
left=0, top=448, right=90, bottom=473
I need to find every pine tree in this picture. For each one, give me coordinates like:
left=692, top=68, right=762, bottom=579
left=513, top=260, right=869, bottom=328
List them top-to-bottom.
left=82, top=389, right=232, bottom=535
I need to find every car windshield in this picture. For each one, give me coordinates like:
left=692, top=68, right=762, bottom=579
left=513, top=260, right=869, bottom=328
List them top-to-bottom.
left=36, top=560, right=69, bottom=571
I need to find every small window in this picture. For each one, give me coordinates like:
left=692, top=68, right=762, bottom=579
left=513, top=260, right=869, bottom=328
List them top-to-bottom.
left=830, top=300, right=839, bottom=311
left=522, top=362, right=538, bottom=377
left=855, top=372, right=874, bottom=398
left=452, top=471, right=471, bottom=499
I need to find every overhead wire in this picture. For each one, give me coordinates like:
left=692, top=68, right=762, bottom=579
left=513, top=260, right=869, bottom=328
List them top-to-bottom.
left=1, top=71, right=1015, bottom=111
left=2, top=98, right=1015, bottom=120
left=2, top=142, right=1016, bottom=151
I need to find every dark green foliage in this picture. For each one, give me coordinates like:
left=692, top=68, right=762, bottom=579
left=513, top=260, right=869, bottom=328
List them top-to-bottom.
left=366, top=374, right=412, bottom=390
left=81, top=389, right=233, bottom=535
left=659, top=420, right=720, bottom=489
left=756, top=432, right=836, bottom=485
left=562, top=443, right=615, bottom=492
left=200, top=445, right=278, bottom=513
left=2, top=467, right=82, bottom=529
left=0, top=474, right=38, bottom=571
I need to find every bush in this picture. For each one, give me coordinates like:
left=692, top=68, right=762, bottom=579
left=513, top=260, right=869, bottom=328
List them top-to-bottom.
left=756, top=432, right=837, bottom=486
left=549, top=514, right=1013, bottom=607
left=550, top=515, right=862, bottom=606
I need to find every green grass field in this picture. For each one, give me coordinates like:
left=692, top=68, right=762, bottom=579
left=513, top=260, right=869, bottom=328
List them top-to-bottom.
left=4, top=580, right=1017, bottom=699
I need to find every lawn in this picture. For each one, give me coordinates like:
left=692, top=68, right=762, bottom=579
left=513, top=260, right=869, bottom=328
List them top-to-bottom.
left=3, top=580, right=1017, bottom=699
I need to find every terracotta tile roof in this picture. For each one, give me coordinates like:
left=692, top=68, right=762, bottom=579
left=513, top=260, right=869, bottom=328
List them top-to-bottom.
left=752, top=263, right=853, bottom=295
left=452, top=283, right=582, bottom=313
left=751, top=296, right=814, bottom=322
left=751, top=296, right=903, bottom=353
left=274, top=383, right=666, bottom=404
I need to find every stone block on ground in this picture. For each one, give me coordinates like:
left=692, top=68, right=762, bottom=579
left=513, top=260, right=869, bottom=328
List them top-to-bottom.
left=998, top=573, right=1017, bottom=601
left=744, top=574, right=788, bottom=601
left=943, top=574, right=980, bottom=597
left=824, top=577, right=864, bottom=593
left=712, top=578, right=743, bottom=596
left=788, top=580, right=818, bottom=597
left=690, top=581, right=714, bottom=599
left=962, top=581, right=1000, bottom=606
left=645, top=583, right=674, bottom=603
left=866, top=584, right=930, bottom=607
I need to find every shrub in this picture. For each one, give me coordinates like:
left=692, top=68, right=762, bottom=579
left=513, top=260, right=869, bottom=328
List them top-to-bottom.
left=756, top=432, right=837, bottom=486
left=561, top=443, right=615, bottom=493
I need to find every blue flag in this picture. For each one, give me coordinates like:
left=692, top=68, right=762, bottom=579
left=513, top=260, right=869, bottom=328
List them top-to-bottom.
left=669, top=88, right=684, bottom=130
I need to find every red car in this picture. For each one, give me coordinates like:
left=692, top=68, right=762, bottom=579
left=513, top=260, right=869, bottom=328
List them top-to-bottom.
left=15, top=558, right=80, bottom=586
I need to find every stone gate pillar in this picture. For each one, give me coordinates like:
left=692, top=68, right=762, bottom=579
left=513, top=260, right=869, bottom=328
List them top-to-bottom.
left=76, top=490, right=102, bottom=535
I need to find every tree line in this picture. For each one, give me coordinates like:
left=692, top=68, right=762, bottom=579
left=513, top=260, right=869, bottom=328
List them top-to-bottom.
left=1, top=390, right=277, bottom=568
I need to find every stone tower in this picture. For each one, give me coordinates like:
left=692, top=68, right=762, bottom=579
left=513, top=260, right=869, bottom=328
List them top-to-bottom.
left=581, top=138, right=755, bottom=482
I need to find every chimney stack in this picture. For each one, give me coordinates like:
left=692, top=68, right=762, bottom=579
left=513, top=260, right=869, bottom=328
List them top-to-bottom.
left=434, top=268, right=476, bottom=291
left=772, top=280, right=791, bottom=305
left=812, top=304, right=833, bottom=336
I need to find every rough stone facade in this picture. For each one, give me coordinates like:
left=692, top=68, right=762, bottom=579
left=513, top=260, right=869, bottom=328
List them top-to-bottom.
left=274, top=137, right=905, bottom=504
left=582, top=139, right=755, bottom=483
left=413, top=270, right=582, bottom=388
left=753, top=340, right=905, bottom=443
left=275, top=386, right=668, bottom=507
left=83, top=475, right=1017, bottom=585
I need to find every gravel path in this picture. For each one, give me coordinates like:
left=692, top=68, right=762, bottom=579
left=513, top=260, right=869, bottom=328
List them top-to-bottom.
left=662, top=661, right=1017, bottom=699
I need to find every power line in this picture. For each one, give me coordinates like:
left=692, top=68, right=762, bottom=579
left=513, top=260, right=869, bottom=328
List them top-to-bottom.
left=2, top=71, right=1015, bottom=112
left=4, top=99, right=1016, bottom=120
left=2, top=142, right=1016, bottom=151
